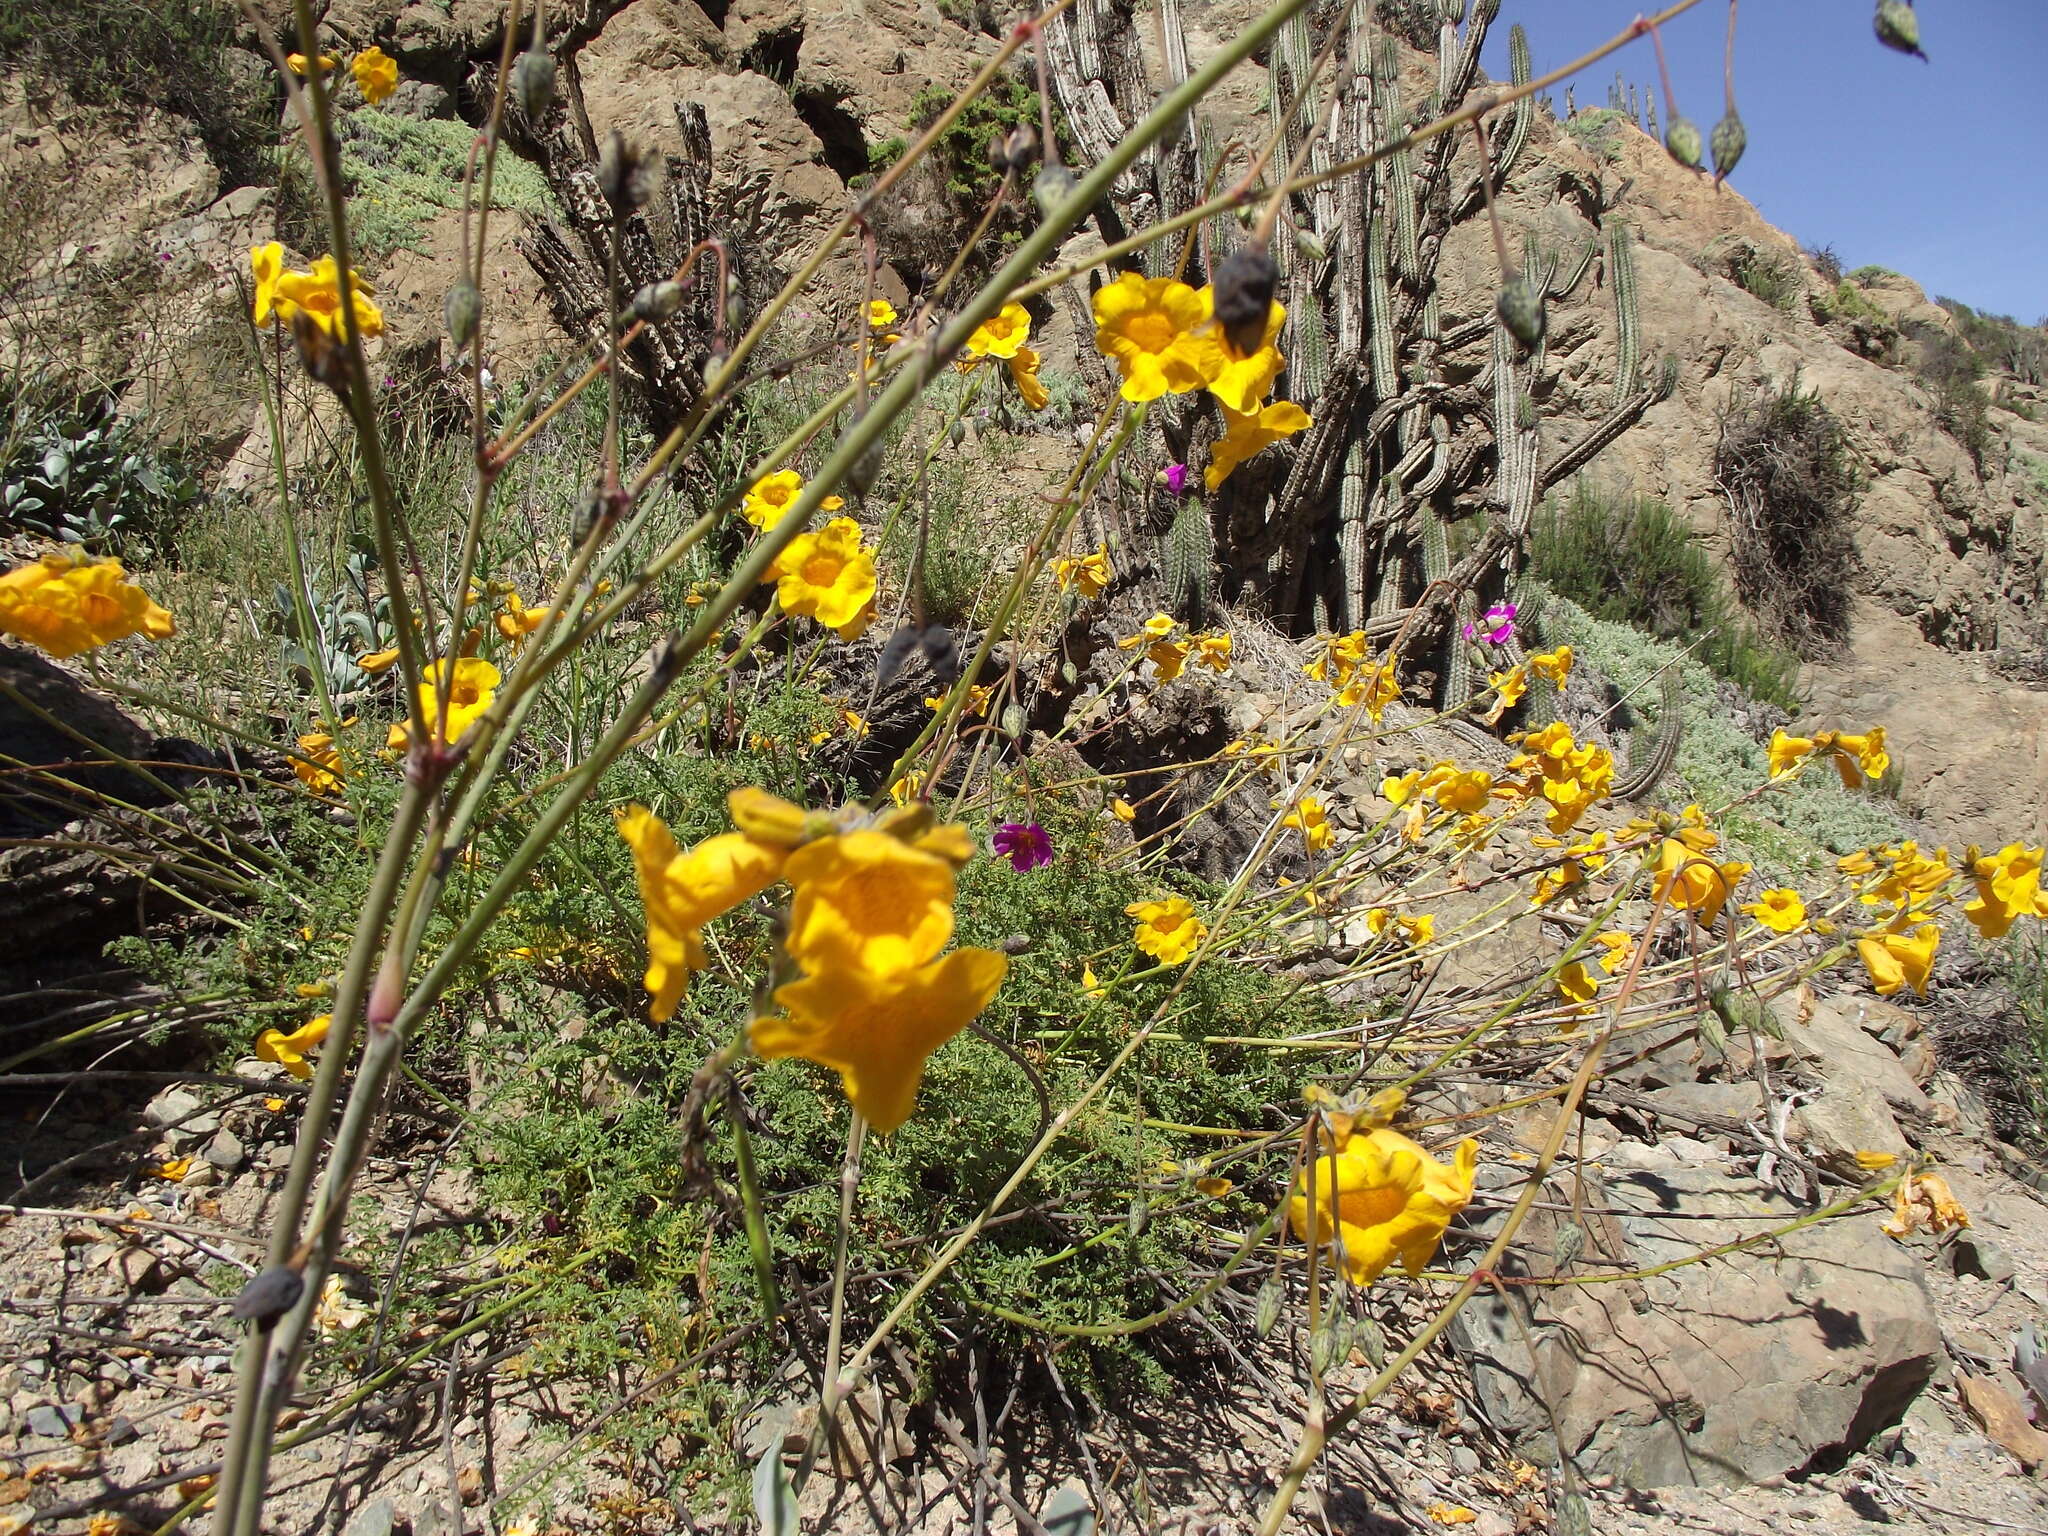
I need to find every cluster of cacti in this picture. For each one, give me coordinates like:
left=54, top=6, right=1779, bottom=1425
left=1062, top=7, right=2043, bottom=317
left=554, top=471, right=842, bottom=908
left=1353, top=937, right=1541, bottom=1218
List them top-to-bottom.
left=1043, top=1, right=1663, bottom=710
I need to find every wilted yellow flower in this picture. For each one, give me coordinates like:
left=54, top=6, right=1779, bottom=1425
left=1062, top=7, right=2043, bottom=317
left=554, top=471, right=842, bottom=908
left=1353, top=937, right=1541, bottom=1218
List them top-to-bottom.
left=351, top=46, right=398, bottom=104
left=286, top=52, right=337, bottom=75
left=1091, top=272, right=1211, bottom=402
left=965, top=301, right=1031, bottom=360
left=1007, top=345, right=1049, bottom=410
left=1205, top=400, right=1311, bottom=489
left=742, top=469, right=843, bottom=530
left=773, top=517, right=877, bottom=633
left=1051, top=544, right=1113, bottom=599
left=0, top=551, right=175, bottom=658
left=1193, top=631, right=1233, bottom=673
left=1145, top=638, right=1191, bottom=683
left=1528, top=645, right=1572, bottom=685
left=357, top=646, right=399, bottom=674
left=1482, top=665, right=1527, bottom=725
left=292, top=732, right=345, bottom=794
left=1279, top=796, right=1333, bottom=852
left=1110, top=797, right=1137, bottom=822
left=1963, top=842, right=2046, bottom=940
left=1742, top=887, right=1807, bottom=933
left=1127, top=895, right=1207, bottom=965
left=1857, top=922, right=1937, bottom=997
left=1593, top=929, right=1634, bottom=975
left=756, top=946, right=1007, bottom=1132
left=256, top=1014, right=332, bottom=1080
left=1288, top=1126, right=1477, bottom=1285
left=1855, top=1150, right=1899, bottom=1171
left=154, top=1157, right=193, bottom=1182
left=1881, top=1170, right=1969, bottom=1238
left=313, top=1273, right=370, bottom=1334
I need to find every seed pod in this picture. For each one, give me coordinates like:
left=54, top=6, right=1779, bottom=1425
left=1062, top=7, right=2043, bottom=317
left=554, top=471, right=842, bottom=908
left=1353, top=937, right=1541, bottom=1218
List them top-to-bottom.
left=1873, top=0, right=1926, bottom=60
left=511, top=48, right=556, bottom=121
left=1710, top=110, right=1747, bottom=184
left=1663, top=115, right=1703, bottom=170
left=988, top=123, right=1037, bottom=176
left=597, top=131, right=649, bottom=213
left=1031, top=165, right=1077, bottom=218
left=1291, top=226, right=1328, bottom=265
left=1212, top=245, right=1279, bottom=357
left=1495, top=274, right=1546, bottom=349
left=443, top=280, right=481, bottom=349
left=631, top=280, right=685, bottom=322
left=947, top=418, right=966, bottom=448
left=843, top=436, right=886, bottom=498
left=573, top=478, right=609, bottom=544
left=1059, top=659, right=1078, bottom=687
left=1001, top=703, right=1027, bottom=740
left=1127, top=1194, right=1149, bottom=1239
left=231, top=1265, right=306, bottom=1325
left=1254, top=1277, right=1284, bottom=1339
left=1353, top=1313, right=1387, bottom=1367
left=1309, top=1323, right=1340, bottom=1376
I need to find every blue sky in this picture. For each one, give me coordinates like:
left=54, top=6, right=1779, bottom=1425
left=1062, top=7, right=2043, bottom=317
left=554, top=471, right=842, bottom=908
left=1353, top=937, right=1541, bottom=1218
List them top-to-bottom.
left=1481, top=1, right=2047, bottom=321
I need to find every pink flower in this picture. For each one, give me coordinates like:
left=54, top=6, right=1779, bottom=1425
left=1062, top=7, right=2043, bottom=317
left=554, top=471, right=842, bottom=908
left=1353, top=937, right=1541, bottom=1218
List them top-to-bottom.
left=1163, top=463, right=1191, bottom=497
left=1461, top=602, right=1517, bottom=645
left=992, top=821, right=1053, bottom=872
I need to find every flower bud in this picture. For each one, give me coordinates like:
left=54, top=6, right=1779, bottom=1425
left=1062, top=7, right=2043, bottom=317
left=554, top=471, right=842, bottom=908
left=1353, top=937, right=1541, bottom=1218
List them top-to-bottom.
left=1873, top=0, right=1926, bottom=60
left=511, top=48, right=556, bottom=121
left=1710, top=110, right=1746, bottom=184
left=1663, top=115, right=1703, bottom=170
left=988, top=123, right=1038, bottom=176
left=597, top=131, right=649, bottom=213
left=1031, top=165, right=1077, bottom=218
left=1291, top=225, right=1328, bottom=265
left=1212, top=245, right=1279, bottom=357
left=1494, top=273, right=1546, bottom=349
left=631, top=279, right=685, bottom=322
left=443, top=280, right=481, bottom=349
left=947, top=418, right=966, bottom=448
left=1001, top=703, right=1026, bottom=740
left=1127, top=1194, right=1149, bottom=1238
left=1254, top=1277, right=1283, bottom=1339
left=1353, top=1313, right=1386, bottom=1367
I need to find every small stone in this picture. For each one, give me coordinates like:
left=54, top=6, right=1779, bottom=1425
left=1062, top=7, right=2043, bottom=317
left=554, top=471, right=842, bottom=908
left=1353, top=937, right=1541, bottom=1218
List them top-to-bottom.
left=144, top=1087, right=202, bottom=1129
left=204, top=1128, right=247, bottom=1171
left=180, top=1162, right=220, bottom=1189
left=1951, top=1234, right=2016, bottom=1285
left=25, top=1402, right=81, bottom=1437
left=1451, top=1444, right=1482, bottom=1474
left=343, top=1495, right=396, bottom=1536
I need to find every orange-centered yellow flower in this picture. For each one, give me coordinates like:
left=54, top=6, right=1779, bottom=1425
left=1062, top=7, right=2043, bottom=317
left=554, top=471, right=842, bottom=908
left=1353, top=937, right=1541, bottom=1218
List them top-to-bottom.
left=351, top=46, right=398, bottom=104
left=269, top=254, right=385, bottom=338
left=1091, top=272, right=1211, bottom=402
left=867, top=298, right=900, bottom=330
left=965, top=301, right=1031, bottom=360
left=1206, top=400, right=1311, bottom=489
left=742, top=469, right=844, bottom=530
left=772, top=517, right=877, bottom=634
left=0, top=551, right=175, bottom=658
left=389, top=657, right=499, bottom=748
left=292, top=732, right=345, bottom=794
left=781, top=830, right=959, bottom=980
left=1742, top=887, right=1807, bottom=934
left=1127, top=896, right=1207, bottom=965
left=756, top=946, right=1008, bottom=1133
left=256, top=1014, right=333, bottom=1081
left=1288, top=1126, right=1477, bottom=1285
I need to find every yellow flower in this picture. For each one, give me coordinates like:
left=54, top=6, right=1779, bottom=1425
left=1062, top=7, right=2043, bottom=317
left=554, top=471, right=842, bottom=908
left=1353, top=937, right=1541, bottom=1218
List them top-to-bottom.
left=351, top=46, right=398, bottom=104
left=286, top=52, right=337, bottom=75
left=250, top=241, right=286, bottom=326
left=273, top=255, right=384, bottom=338
left=1091, top=271, right=1212, bottom=402
left=1193, top=290, right=1287, bottom=414
left=867, top=298, right=899, bottom=330
left=965, top=301, right=1031, bottom=360
left=1008, top=345, right=1050, bottom=410
left=1204, top=400, right=1311, bottom=489
left=743, top=469, right=802, bottom=530
left=773, top=517, right=877, bottom=632
left=1051, top=544, right=1114, bottom=599
left=0, top=551, right=175, bottom=658
left=494, top=594, right=549, bottom=645
left=1119, top=612, right=1178, bottom=648
left=1192, top=631, right=1233, bottom=672
left=1145, top=638, right=1190, bottom=683
left=1528, top=645, right=1573, bottom=685
left=357, top=646, right=399, bottom=674
left=389, top=657, right=499, bottom=748
left=1336, top=657, right=1402, bottom=723
left=1482, top=665, right=1527, bottom=726
left=1504, top=721, right=1613, bottom=835
left=1826, top=726, right=1890, bottom=787
left=1768, top=729, right=1815, bottom=778
left=292, top=732, right=345, bottom=794
left=1430, top=768, right=1494, bottom=815
left=1381, top=769, right=1424, bottom=807
left=889, top=771, right=925, bottom=808
left=1279, top=796, right=1333, bottom=852
left=1110, top=797, right=1137, bottom=822
left=616, top=803, right=791, bottom=1020
left=781, top=829, right=959, bottom=980
left=1652, top=839, right=1748, bottom=926
left=1963, top=842, right=2046, bottom=940
left=1742, top=887, right=1807, bottom=933
left=1127, top=896, right=1207, bottom=965
left=1366, top=908, right=1434, bottom=949
left=1857, top=922, right=1938, bottom=997
left=1593, top=929, right=1633, bottom=975
left=756, top=946, right=1008, bottom=1132
left=1556, top=960, right=1599, bottom=1008
left=1080, top=963, right=1107, bottom=1000
left=256, top=1014, right=333, bottom=1080
left=1287, top=1126, right=1477, bottom=1285
left=1855, top=1150, right=1898, bottom=1171
left=154, top=1157, right=193, bottom=1182
left=1881, top=1170, right=1970, bottom=1238
left=313, top=1273, right=370, bottom=1334
left=1426, top=1505, right=1479, bottom=1526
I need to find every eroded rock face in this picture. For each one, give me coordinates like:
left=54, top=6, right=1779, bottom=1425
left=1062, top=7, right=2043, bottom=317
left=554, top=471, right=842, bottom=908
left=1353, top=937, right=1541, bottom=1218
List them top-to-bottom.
left=1456, top=1143, right=1944, bottom=1487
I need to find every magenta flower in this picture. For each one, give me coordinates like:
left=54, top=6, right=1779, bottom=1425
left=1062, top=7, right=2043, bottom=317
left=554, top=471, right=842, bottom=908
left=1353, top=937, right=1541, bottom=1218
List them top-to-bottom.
left=1163, top=463, right=1191, bottom=496
left=1462, top=602, right=1517, bottom=645
left=992, top=821, right=1053, bottom=872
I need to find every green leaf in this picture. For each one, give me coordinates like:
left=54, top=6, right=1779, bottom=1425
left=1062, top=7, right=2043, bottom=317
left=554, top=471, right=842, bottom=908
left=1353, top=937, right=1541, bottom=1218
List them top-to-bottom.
left=752, top=1444, right=799, bottom=1536
left=1040, top=1482, right=1095, bottom=1536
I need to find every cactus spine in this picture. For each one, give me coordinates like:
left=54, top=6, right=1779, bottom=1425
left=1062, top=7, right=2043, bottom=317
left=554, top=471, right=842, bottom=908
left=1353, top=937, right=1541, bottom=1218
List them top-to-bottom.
left=1497, top=25, right=1533, bottom=184
left=1609, top=222, right=1641, bottom=405
left=1164, top=495, right=1214, bottom=628
left=1612, top=669, right=1686, bottom=799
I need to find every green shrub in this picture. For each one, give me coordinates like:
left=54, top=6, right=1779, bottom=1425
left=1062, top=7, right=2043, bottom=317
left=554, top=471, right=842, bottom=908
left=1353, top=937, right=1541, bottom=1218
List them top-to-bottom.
left=1564, top=107, right=1627, bottom=162
left=1707, top=238, right=1801, bottom=312
left=1846, top=264, right=1899, bottom=284
left=1936, top=297, right=2048, bottom=387
left=1906, top=320, right=1994, bottom=471
left=1713, top=373, right=1860, bottom=653
left=0, top=375, right=200, bottom=557
left=1529, top=481, right=1802, bottom=709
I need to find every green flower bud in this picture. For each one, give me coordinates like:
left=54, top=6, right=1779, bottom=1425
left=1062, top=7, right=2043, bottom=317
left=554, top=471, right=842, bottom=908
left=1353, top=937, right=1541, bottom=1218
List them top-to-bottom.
left=1874, top=0, right=1926, bottom=60
left=511, top=48, right=556, bottom=121
left=1710, top=111, right=1747, bottom=183
left=1664, top=115, right=1703, bottom=170
left=1031, top=165, right=1077, bottom=219
left=1495, top=274, right=1546, bottom=349
left=442, top=280, right=481, bottom=349
left=631, top=280, right=685, bottom=322
left=1001, top=703, right=1027, bottom=740
left=1254, top=1277, right=1283, bottom=1340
